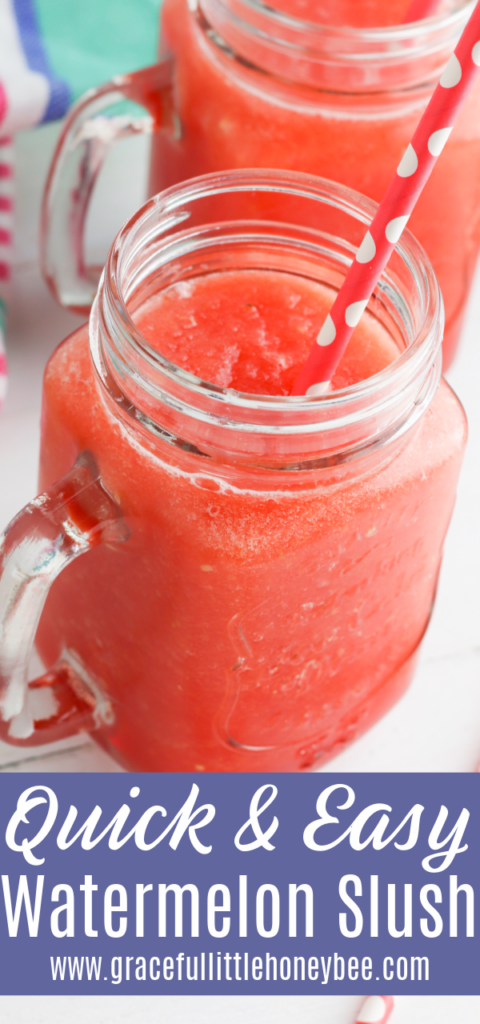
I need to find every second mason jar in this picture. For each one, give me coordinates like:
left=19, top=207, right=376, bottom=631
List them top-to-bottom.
left=42, top=0, right=480, bottom=370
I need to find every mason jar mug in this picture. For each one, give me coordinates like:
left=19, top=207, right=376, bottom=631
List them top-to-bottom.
left=3, top=170, right=466, bottom=771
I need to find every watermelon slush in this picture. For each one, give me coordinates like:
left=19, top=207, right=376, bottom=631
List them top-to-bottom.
left=35, top=267, right=466, bottom=771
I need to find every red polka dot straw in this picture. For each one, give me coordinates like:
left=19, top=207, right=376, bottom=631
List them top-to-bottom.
left=291, top=0, right=480, bottom=397
left=355, top=995, right=395, bottom=1024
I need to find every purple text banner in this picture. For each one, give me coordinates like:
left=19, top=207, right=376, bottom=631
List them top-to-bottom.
left=0, top=773, right=477, bottom=994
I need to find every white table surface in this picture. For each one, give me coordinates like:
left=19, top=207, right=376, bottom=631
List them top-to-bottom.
left=0, top=123, right=479, bottom=1021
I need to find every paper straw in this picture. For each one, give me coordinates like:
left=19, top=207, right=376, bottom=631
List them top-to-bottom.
left=291, top=0, right=480, bottom=397
left=401, top=0, right=441, bottom=23
left=355, top=995, right=395, bottom=1024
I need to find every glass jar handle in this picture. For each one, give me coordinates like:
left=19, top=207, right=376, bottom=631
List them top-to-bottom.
left=40, top=59, right=173, bottom=315
left=0, top=452, right=128, bottom=747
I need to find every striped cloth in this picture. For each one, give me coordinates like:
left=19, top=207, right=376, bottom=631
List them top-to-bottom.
left=0, top=0, right=162, bottom=410
left=0, top=133, right=12, bottom=405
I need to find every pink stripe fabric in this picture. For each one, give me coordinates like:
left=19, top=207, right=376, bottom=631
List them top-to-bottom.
left=0, top=84, right=7, bottom=129
left=0, top=135, right=12, bottom=408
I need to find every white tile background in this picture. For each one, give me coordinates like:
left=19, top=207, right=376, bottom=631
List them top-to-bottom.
left=0, top=124, right=478, bottom=1020
left=0, top=995, right=479, bottom=1024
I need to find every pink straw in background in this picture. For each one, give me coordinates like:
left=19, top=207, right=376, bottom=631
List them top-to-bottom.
left=291, top=0, right=480, bottom=397
left=402, top=0, right=442, bottom=23
left=355, top=996, right=395, bottom=1024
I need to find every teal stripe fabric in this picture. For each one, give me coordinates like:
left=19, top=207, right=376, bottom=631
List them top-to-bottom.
left=34, top=0, right=162, bottom=104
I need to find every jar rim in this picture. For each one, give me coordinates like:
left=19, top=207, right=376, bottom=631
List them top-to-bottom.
left=197, top=0, right=474, bottom=91
left=201, top=0, right=474, bottom=45
left=91, top=169, right=443, bottom=465
left=99, top=170, right=439, bottom=407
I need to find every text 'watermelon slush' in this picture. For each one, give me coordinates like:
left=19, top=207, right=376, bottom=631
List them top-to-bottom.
left=1, top=172, right=466, bottom=770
